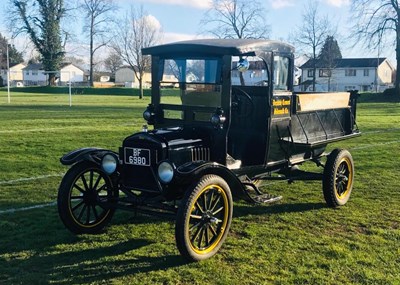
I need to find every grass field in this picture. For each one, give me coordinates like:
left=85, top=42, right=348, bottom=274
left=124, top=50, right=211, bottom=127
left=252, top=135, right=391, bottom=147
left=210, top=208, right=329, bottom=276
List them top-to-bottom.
left=0, top=90, right=399, bottom=284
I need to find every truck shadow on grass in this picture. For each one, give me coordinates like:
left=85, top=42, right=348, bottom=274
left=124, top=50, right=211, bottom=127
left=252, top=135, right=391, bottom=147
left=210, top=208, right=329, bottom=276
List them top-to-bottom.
left=0, top=201, right=327, bottom=284
left=233, top=201, right=327, bottom=218
left=0, top=208, right=186, bottom=284
left=0, top=231, right=185, bottom=284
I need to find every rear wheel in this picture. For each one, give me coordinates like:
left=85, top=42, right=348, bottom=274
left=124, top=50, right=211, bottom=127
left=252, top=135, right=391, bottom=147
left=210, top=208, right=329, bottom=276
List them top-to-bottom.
left=323, top=149, right=354, bottom=207
left=57, top=161, right=118, bottom=234
left=175, top=175, right=233, bottom=261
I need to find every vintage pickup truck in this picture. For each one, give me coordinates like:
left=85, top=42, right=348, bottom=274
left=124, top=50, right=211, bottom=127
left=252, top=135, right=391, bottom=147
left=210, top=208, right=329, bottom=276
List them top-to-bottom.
left=57, top=39, right=360, bottom=261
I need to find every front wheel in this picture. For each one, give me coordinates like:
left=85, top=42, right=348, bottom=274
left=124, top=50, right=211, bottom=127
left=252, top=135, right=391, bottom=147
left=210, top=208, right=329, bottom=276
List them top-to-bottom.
left=323, top=149, right=354, bottom=207
left=57, top=161, right=118, bottom=234
left=175, top=175, right=233, bottom=261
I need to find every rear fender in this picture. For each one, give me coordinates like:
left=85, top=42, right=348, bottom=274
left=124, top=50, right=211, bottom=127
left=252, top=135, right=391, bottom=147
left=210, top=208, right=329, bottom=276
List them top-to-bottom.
left=60, top=147, right=118, bottom=166
left=176, top=161, right=248, bottom=201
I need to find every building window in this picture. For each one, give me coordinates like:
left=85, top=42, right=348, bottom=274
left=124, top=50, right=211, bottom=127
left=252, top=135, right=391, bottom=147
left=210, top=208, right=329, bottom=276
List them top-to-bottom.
left=307, top=69, right=314, bottom=77
left=319, top=69, right=331, bottom=77
left=345, top=69, right=356, bottom=76
left=364, top=69, right=369, bottom=76
left=32, top=70, right=38, bottom=75
left=26, top=71, right=30, bottom=75
left=345, top=85, right=356, bottom=90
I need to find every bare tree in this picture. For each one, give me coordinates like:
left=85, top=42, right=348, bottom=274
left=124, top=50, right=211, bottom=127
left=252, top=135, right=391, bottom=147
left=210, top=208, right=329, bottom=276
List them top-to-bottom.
left=8, top=0, right=67, bottom=85
left=80, top=0, right=118, bottom=86
left=200, top=0, right=270, bottom=39
left=350, top=0, right=400, bottom=94
left=292, top=1, right=332, bottom=91
left=112, top=6, right=162, bottom=99
left=104, top=50, right=123, bottom=74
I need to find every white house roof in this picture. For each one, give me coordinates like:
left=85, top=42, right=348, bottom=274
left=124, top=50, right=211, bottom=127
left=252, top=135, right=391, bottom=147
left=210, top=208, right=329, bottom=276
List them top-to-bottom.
left=301, top=58, right=390, bottom=69
left=22, top=62, right=85, bottom=72
left=23, top=63, right=43, bottom=70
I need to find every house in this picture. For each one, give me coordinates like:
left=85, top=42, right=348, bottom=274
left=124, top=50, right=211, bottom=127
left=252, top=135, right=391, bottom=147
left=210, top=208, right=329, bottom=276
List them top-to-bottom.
left=300, top=58, right=394, bottom=92
left=0, top=63, right=26, bottom=86
left=22, top=63, right=85, bottom=86
left=23, top=63, right=47, bottom=85
left=59, top=63, right=85, bottom=83
left=115, top=66, right=151, bottom=88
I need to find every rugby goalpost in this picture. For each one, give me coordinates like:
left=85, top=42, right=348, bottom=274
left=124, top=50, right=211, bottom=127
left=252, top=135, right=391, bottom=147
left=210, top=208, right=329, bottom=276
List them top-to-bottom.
left=6, top=70, right=74, bottom=106
left=43, top=71, right=73, bottom=107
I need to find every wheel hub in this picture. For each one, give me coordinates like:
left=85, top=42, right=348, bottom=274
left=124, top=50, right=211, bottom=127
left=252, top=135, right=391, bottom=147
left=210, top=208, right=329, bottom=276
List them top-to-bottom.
left=82, top=190, right=98, bottom=206
left=201, top=211, right=219, bottom=225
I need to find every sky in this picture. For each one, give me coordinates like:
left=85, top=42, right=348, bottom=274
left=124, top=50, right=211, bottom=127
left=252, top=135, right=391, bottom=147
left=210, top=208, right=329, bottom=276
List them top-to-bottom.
left=0, top=0, right=396, bottom=67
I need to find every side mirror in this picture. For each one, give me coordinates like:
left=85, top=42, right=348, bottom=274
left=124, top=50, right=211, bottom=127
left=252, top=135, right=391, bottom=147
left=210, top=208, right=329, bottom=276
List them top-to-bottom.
left=237, top=58, right=249, bottom=72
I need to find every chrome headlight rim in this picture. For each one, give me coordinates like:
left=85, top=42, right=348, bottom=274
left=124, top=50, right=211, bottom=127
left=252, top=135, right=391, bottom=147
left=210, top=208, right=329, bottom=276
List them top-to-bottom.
left=101, top=153, right=119, bottom=175
left=157, top=160, right=175, bottom=184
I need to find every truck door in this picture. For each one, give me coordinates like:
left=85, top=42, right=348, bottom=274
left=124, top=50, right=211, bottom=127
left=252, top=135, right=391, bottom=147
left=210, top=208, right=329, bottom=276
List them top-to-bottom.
left=228, top=56, right=269, bottom=167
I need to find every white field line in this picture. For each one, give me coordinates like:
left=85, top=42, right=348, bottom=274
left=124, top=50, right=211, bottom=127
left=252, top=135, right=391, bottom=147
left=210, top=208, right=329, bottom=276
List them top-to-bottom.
left=0, top=123, right=136, bottom=134
left=0, top=126, right=94, bottom=134
left=362, top=128, right=400, bottom=134
left=350, top=139, right=400, bottom=150
left=0, top=173, right=64, bottom=185
left=0, top=202, right=56, bottom=215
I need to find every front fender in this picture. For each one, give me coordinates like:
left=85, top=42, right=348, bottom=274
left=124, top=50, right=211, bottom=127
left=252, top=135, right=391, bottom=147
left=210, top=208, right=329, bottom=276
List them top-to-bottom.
left=60, top=147, right=118, bottom=166
left=176, top=161, right=248, bottom=201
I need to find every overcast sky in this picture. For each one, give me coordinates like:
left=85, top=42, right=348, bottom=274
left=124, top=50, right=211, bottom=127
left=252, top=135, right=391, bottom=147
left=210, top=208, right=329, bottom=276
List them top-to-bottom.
left=0, top=0, right=395, bottom=66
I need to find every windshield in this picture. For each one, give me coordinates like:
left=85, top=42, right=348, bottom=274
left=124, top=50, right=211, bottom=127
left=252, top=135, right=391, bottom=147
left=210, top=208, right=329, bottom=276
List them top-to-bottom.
left=158, top=58, right=223, bottom=121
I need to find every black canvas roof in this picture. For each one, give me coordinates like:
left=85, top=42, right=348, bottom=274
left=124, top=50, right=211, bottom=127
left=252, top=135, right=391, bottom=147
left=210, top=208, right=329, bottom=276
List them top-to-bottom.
left=142, top=39, right=294, bottom=56
left=300, top=58, right=387, bottom=69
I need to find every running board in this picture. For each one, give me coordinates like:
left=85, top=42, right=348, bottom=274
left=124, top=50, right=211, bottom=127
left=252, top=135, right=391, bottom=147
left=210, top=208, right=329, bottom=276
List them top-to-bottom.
left=242, top=182, right=283, bottom=204
left=252, top=193, right=283, bottom=204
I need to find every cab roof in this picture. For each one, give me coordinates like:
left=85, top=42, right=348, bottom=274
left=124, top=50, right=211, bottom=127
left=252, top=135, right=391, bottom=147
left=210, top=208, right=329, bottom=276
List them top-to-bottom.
left=142, top=39, right=295, bottom=57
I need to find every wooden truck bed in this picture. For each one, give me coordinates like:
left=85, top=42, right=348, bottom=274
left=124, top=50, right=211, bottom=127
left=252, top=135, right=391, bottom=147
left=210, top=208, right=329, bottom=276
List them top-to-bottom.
left=280, top=92, right=360, bottom=148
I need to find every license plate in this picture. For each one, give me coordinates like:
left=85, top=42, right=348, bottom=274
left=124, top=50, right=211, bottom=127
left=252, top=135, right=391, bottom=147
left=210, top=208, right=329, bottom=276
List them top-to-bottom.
left=124, top=148, right=151, bottom=166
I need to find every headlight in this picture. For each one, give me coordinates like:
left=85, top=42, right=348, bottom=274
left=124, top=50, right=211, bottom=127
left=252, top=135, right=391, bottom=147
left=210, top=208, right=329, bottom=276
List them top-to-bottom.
left=143, top=104, right=155, bottom=124
left=211, top=108, right=226, bottom=128
left=143, top=110, right=152, bottom=121
left=101, top=153, right=118, bottom=175
left=157, top=161, right=174, bottom=184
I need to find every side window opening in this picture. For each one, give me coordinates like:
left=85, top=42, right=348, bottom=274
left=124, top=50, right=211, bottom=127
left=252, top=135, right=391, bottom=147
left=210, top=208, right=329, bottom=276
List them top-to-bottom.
left=231, top=56, right=269, bottom=87
left=273, top=56, right=290, bottom=91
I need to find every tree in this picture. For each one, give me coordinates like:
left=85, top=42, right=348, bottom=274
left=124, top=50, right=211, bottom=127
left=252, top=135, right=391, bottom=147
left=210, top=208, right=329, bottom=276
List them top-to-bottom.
left=9, top=0, right=66, bottom=85
left=80, top=0, right=118, bottom=86
left=200, top=0, right=270, bottom=39
left=350, top=0, right=400, bottom=94
left=292, top=1, right=332, bottom=91
left=112, top=6, right=162, bottom=99
left=0, top=33, right=24, bottom=68
left=317, top=36, right=342, bottom=91
left=318, top=36, right=342, bottom=63
left=104, top=50, right=123, bottom=74
left=64, top=56, right=86, bottom=68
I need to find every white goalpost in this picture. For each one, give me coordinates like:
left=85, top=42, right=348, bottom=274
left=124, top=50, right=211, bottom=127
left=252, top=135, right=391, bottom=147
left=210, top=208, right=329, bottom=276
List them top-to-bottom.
left=42, top=70, right=73, bottom=107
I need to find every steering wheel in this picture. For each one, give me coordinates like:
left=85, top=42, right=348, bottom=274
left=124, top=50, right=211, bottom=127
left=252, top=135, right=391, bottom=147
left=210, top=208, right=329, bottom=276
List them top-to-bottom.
left=232, top=87, right=254, bottom=118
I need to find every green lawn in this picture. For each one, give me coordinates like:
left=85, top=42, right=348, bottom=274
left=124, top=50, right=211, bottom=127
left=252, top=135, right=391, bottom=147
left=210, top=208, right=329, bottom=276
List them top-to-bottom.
left=0, top=90, right=399, bottom=284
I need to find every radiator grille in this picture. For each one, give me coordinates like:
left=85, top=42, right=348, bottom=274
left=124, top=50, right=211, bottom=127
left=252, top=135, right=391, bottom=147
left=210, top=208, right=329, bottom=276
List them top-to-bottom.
left=191, top=147, right=210, bottom=161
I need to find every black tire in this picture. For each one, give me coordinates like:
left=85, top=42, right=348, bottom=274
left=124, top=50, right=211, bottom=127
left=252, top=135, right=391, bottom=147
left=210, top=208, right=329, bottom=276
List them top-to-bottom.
left=323, top=149, right=354, bottom=207
left=57, top=161, right=118, bottom=234
left=175, top=175, right=233, bottom=261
